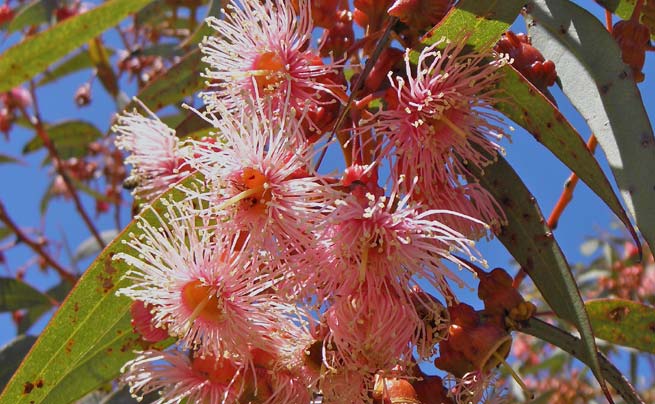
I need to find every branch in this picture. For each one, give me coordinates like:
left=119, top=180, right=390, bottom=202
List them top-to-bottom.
left=0, top=201, right=76, bottom=284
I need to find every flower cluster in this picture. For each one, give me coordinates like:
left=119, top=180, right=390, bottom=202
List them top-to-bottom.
left=113, top=1, right=514, bottom=403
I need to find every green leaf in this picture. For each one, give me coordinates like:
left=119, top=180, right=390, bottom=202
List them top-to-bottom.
left=0, top=0, right=152, bottom=92
left=7, top=0, right=58, bottom=34
left=420, top=0, right=524, bottom=52
left=526, top=0, right=655, bottom=256
left=38, top=48, right=115, bottom=86
left=124, top=48, right=205, bottom=113
left=495, top=65, right=638, bottom=245
left=174, top=107, right=213, bottom=139
left=23, top=120, right=102, bottom=159
left=0, top=154, right=21, bottom=165
left=465, top=154, right=607, bottom=399
left=0, top=175, right=197, bottom=404
left=0, top=227, right=12, bottom=242
left=0, top=278, right=51, bottom=312
left=17, top=281, right=72, bottom=335
left=586, top=299, right=655, bottom=353
left=521, top=318, right=645, bottom=404
left=0, top=336, right=37, bottom=391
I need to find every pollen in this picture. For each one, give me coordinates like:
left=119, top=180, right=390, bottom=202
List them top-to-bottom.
left=251, top=51, right=287, bottom=94
left=181, top=280, right=225, bottom=323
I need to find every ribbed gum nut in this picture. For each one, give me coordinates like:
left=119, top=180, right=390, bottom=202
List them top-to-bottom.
left=612, top=19, right=650, bottom=83
left=494, top=31, right=557, bottom=89
left=477, top=267, right=525, bottom=317
left=129, top=300, right=168, bottom=342
left=468, top=324, right=512, bottom=372
left=413, top=375, right=454, bottom=404
left=379, top=378, right=421, bottom=403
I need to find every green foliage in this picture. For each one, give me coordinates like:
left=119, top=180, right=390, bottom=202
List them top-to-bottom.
left=0, top=0, right=152, bottom=92
left=526, top=0, right=655, bottom=255
left=23, top=121, right=102, bottom=160
left=0, top=175, right=197, bottom=404
left=587, top=299, right=655, bottom=353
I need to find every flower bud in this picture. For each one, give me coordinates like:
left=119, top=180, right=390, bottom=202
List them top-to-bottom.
left=387, top=0, right=453, bottom=32
left=0, top=5, right=14, bottom=26
left=319, top=10, right=355, bottom=59
left=612, top=18, right=650, bottom=82
left=494, top=31, right=557, bottom=90
left=74, top=83, right=92, bottom=107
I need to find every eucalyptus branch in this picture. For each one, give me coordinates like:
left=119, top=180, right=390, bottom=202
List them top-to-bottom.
left=0, top=201, right=76, bottom=284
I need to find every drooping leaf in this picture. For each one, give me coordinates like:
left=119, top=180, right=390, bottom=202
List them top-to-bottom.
left=0, top=0, right=152, bottom=92
left=7, top=0, right=58, bottom=34
left=526, top=0, right=655, bottom=255
left=87, top=38, right=118, bottom=98
left=123, top=48, right=205, bottom=113
left=38, top=49, right=115, bottom=86
left=494, top=64, right=638, bottom=246
left=23, top=120, right=102, bottom=159
left=0, top=154, right=21, bottom=165
left=464, top=154, right=607, bottom=398
left=0, top=175, right=198, bottom=404
left=0, top=227, right=12, bottom=242
left=73, top=230, right=119, bottom=264
left=0, top=278, right=51, bottom=312
left=17, top=281, right=73, bottom=335
left=586, top=299, right=655, bottom=353
left=521, top=318, right=645, bottom=404
left=0, top=336, right=37, bottom=391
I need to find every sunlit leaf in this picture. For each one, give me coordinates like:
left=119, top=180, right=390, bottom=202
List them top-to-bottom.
left=0, top=0, right=152, bottom=92
left=420, top=0, right=524, bottom=52
left=526, top=0, right=655, bottom=255
left=0, top=175, right=198, bottom=404
left=0, top=278, right=51, bottom=312
left=587, top=299, right=655, bottom=353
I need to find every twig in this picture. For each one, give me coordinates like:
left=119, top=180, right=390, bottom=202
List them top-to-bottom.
left=19, top=85, right=106, bottom=248
left=0, top=201, right=76, bottom=284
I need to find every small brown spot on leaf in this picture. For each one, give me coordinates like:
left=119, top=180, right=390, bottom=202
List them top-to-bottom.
left=559, top=25, right=568, bottom=34
left=619, top=70, right=628, bottom=79
left=600, top=83, right=611, bottom=94
left=608, top=306, right=629, bottom=322
left=648, top=323, right=655, bottom=333
left=65, top=338, right=75, bottom=354
left=36, top=380, right=43, bottom=388
left=23, top=382, right=34, bottom=394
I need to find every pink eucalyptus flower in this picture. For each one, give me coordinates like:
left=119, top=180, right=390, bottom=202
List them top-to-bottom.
left=201, top=0, right=341, bottom=118
left=372, top=38, right=507, bottom=209
left=186, top=101, right=337, bottom=256
left=113, top=102, right=192, bottom=201
left=313, top=173, right=485, bottom=300
left=116, top=198, right=282, bottom=360
left=122, top=349, right=243, bottom=404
